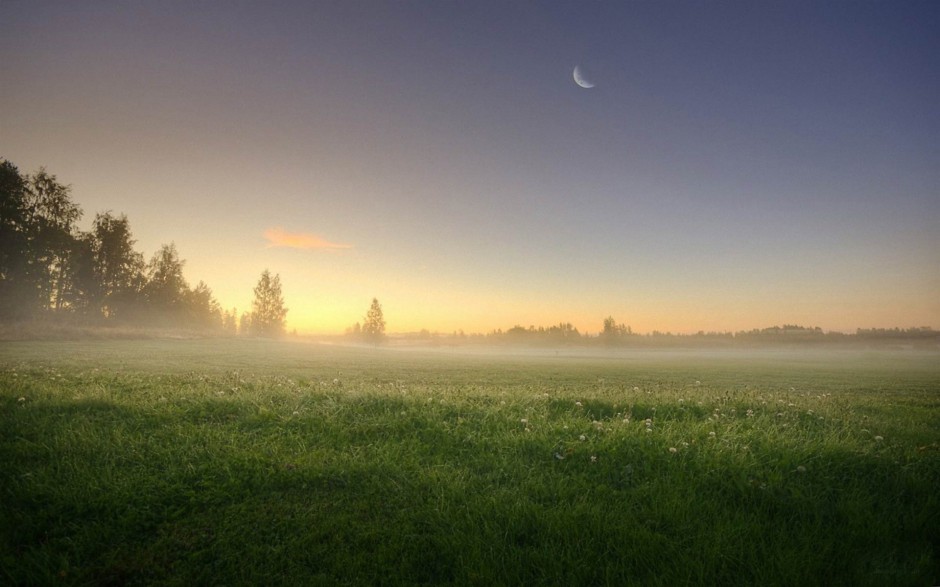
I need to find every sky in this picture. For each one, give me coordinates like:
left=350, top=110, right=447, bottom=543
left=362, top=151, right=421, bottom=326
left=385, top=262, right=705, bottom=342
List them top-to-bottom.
left=2, top=1, right=938, bottom=335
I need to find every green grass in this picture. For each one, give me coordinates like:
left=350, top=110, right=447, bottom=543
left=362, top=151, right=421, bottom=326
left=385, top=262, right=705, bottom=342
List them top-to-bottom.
left=2, top=339, right=938, bottom=585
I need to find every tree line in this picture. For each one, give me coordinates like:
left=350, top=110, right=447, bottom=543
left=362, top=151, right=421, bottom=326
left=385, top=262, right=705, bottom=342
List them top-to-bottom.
left=0, top=159, right=292, bottom=336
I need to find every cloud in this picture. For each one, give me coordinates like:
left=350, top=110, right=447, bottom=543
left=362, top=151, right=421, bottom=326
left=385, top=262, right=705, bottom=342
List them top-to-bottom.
left=264, top=227, right=352, bottom=251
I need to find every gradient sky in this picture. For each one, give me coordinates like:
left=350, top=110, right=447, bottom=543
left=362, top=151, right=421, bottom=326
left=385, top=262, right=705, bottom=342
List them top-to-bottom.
left=3, top=1, right=938, bottom=334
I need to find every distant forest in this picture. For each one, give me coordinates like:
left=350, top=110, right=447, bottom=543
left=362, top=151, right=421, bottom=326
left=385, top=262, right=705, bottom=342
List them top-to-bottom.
left=2, top=159, right=936, bottom=346
left=407, top=323, right=939, bottom=348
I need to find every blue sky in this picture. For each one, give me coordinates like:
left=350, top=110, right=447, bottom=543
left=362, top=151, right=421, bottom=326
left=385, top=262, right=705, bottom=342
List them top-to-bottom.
left=2, top=1, right=937, bottom=333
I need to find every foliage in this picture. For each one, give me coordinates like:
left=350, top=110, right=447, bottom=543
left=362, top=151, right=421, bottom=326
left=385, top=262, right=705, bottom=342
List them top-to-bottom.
left=0, top=159, right=223, bottom=332
left=250, top=270, right=287, bottom=337
left=362, top=297, right=385, bottom=343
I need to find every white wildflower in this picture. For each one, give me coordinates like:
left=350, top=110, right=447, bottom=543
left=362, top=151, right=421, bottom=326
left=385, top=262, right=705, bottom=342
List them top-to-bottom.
left=579, top=434, right=587, bottom=441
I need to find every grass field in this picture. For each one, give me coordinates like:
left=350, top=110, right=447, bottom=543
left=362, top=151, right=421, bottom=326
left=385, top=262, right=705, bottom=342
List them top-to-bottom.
left=2, top=339, right=938, bottom=586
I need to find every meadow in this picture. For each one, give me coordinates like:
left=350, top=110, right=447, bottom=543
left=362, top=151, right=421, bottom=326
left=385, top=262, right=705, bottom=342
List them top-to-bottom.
left=1, top=339, right=938, bottom=586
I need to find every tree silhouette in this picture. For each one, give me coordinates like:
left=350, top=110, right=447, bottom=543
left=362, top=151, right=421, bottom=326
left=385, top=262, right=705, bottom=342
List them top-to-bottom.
left=0, top=160, right=35, bottom=319
left=27, top=168, right=83, bottom=312
left=88, top=212, right=145, bottom=320
left=144, top=243, right=188, bottom=315
left=250, top=269, right=287, bottom=337
left=362, top=297, right=386, bottom=343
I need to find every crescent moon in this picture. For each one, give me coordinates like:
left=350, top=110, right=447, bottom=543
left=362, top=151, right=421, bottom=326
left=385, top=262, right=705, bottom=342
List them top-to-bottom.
left=573, top=65, right=594, bottom=89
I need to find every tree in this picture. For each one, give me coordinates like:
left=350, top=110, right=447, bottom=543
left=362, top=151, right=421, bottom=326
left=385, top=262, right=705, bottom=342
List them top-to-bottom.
left=0, top=160, right=34, bottom=319
left=25, top=168, right=83, bottom=312
left=89, top=212, right=145, bottom=320
left=144, top=243, right=188, bottom=319
left=250, top=269, right=287, bottom=337
left=185, top=281, right=222, bottom=329
left=362, top=297, right=385, bottom=343
left=222, top=307, right=238, bottom=335
left=238, top=311, right=252, bottom=336
left=602, top=316, right=631, bottom=344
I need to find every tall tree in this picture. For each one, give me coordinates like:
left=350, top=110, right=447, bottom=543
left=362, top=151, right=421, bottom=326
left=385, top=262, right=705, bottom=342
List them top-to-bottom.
left=0, top=160, right=33, bottom=319
left=25, top=168, right=83, bottom=312
left=90, top=212, right=145, bottom=319
left=144, top=243, right=188, bottom=320
left=250, top=269, right=287, bottom=337
left=362, top=297, right=386, bottom=343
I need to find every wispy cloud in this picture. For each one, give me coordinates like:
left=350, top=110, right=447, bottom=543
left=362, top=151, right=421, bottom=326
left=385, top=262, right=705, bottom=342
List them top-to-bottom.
left=264, top=227, right=352, bottom=251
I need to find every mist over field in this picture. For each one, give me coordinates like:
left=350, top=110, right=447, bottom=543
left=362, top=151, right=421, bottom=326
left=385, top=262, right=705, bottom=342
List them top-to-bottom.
left=2, top=338, right=939, bottom=584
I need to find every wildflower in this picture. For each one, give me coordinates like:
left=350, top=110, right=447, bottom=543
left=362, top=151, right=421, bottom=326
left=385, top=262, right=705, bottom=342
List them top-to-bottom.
left=695, top=380, right=701, bottom=386
left=632, top=386, right=640, bottom=392
left=17, top=397, right=26, bottom=402
left=678, top=398, right=685, bottom=404
left=575, top=401, right=582, bottom=407
left=746, top=409, right=754, bottom=417
left=292, top=411, right=300, bottom=416
left=520, top=418, right=528, bottom=425
left=644, top=418, right=652, bottom=427
left=645, top=428, right=652, bottom=433
left=708, top=431, right=716, bottom=438
left=579, top=434, right=587, bottom=441
left=874, top=436, right=884, bottom=442
left=669, top=447, right=678, bottom=454
left=554, top=452, right=565, bottom=460
left=590, top=455, right=597, bottom=463
left=796, top=466, right=807, bottom=473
